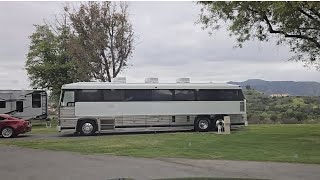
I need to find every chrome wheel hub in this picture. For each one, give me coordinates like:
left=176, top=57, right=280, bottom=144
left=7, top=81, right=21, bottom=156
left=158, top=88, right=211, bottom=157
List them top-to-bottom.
left=199, top=120, right=209, bottom=130
left=82, top=123, right=93, bottom=134
left=2, top=127, right=13, bottom=138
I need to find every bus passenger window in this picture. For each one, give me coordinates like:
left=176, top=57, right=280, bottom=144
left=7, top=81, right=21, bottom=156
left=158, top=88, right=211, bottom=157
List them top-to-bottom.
left=174, top=90, right=195, bottom=101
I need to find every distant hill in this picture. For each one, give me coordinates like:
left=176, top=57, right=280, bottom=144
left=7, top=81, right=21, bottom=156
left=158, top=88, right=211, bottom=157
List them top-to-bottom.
left=228, top=79, right=320, bottom=96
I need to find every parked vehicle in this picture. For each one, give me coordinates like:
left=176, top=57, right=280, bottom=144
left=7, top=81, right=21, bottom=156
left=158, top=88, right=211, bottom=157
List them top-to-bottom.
left=58, top=78, right=247, bottom=135
left=0, top=90, right=47, bottom=120
left=0, top=114, right=32, bottom=138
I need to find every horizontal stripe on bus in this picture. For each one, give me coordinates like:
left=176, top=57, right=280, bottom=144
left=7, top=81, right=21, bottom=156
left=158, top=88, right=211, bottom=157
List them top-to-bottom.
left=115, top=124, right=193, bottom=128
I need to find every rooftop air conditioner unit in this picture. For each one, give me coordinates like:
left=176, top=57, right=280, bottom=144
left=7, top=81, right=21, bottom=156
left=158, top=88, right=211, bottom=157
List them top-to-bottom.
left=112, top=77, right=126, bottom=83
left=145, top=77, right=159, bottom=83
left=176, top=78, right=190, bottom=83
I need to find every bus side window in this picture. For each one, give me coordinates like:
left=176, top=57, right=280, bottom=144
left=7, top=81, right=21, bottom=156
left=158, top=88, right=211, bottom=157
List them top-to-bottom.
left=103, top=89, right=124, bottom=101
left=125, top=90, right=152, bottom=101
left=152, top=90, right=173, bottom=101
left=174, top=90, right=195, bottom=101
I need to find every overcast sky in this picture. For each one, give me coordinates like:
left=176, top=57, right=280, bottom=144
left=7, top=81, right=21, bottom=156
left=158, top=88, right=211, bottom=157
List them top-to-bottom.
left=0, top=1, right=319, bottom=89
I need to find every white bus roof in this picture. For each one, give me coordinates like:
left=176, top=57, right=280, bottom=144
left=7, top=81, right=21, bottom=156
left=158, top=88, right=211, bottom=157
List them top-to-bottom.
left=62, top=82, right=242, bottom=90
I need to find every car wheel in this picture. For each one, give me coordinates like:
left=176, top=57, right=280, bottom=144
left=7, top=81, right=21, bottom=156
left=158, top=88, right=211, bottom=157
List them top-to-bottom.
left=195, top=117, right=211, bottom=132
left=79, top=121, right=97, bottom=136
left=1, top=127, right=14, bottom=138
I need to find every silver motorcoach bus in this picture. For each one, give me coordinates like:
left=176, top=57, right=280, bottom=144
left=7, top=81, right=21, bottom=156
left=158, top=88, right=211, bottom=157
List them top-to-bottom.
left=57, top=79, right=246, bottom=135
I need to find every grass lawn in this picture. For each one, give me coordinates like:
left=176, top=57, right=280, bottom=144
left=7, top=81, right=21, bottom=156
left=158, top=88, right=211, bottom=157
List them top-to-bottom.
left=28, top=120, right=59, bottom=134
left=1, top=124, right=320, bottom=164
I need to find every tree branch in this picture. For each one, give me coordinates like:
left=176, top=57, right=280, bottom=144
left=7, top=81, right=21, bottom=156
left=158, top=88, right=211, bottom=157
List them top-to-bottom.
left=298, top=8, right=320, bottom=25
left=309, top=8, right=320, bottom=19
left=299, top=9, right=316, bottom=20
left=262, top=15, right=320, bottom=48
left=100, top=50, right=112, bottom=82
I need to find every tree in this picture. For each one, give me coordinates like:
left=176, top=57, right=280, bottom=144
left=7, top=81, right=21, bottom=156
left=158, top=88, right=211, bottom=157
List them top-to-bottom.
left=66, top=1, right=134, bottom=82
left=198, top=2, right=320, bottom=68
left=26, top=24, right=89, bottom=101
left=245, top=85, right=251, bottom=90
left=295, top=112, right=305, bottom=122
left=270, top=114, right=278, bottom=123
left=259, top=115, right=265, bottom=121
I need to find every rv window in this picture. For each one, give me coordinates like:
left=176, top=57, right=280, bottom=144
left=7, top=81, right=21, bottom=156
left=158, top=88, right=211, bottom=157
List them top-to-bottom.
left=61, top=91, right=75, bottom=106
left=32, top=93, right=41, bottom=108
left=0, top=101, right=5, bottom=108
left=16, top=101, right=23, bottom=112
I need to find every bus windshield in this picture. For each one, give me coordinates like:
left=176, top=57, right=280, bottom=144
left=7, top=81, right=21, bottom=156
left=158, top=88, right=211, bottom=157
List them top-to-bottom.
left=60, top=90, right=75, bottom=107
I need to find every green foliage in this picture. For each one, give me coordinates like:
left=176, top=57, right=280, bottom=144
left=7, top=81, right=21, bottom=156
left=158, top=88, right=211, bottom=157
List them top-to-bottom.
left=66, top=1, right=134, bottom=82
left=26, top=2, right=134, bottom=101
left=199, top=2, right=320, bottom=68
left=25, top=25, right=89, bottom=101
left=245, top=89, right=320, bottom=124
left=270, top=114, right=278, bottom=123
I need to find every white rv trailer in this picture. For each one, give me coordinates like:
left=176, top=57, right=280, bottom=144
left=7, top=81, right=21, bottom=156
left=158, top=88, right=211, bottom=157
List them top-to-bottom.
left=57, top=79, right=247, bottom=135
left=0, top=90, right=47, bottom=120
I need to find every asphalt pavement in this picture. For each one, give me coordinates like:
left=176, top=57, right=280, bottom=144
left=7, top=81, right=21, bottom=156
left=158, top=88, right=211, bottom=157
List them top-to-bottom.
left=0, top=146, right=320, bottom=180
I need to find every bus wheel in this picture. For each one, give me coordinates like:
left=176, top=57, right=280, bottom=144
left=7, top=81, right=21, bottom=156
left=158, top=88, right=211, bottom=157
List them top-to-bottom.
left=195, top=117, right=211, bottom=132
left=79, top=121, right=97, bottom=136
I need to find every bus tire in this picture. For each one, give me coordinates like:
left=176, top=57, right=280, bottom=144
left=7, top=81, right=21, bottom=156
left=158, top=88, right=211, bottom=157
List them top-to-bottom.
left=194, top=117, right=211, bottom=132
left=78, top=120, right=97, bottom=136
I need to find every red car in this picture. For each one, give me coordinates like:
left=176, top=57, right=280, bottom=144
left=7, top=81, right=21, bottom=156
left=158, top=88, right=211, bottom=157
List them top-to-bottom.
left=0, top=114, right=32, bottom=138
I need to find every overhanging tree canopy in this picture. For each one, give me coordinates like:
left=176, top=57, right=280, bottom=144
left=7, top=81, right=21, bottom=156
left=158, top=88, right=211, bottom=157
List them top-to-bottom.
left=199, top=1, right=320, bottom=68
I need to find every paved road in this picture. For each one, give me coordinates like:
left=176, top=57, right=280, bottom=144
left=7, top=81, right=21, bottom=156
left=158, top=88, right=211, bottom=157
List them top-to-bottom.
left=0, top=146, right=319, bottom=180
